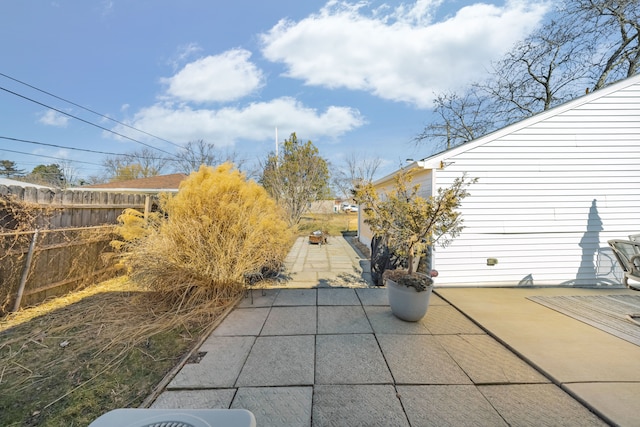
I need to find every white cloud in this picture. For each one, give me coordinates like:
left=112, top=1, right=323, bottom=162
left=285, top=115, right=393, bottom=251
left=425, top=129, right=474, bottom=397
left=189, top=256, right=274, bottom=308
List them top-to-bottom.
left=260, top=0, right=550, bottom=108
left=168, top=42, right=204, bottom=72
left=161, top=49, right=265, bottom=103
left=115, top=97, right=365, bottom=146
left=38, top=109, right=70, bottom=127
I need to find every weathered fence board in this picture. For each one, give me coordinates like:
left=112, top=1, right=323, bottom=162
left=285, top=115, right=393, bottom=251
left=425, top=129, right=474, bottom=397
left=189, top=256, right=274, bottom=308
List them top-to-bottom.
left=0, top=185, right=158, bottom=314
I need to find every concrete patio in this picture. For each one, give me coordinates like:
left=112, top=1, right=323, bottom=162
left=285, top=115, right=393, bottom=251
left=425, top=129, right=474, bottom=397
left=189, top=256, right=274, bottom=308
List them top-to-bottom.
left=148, top=236, right=640, bottom=426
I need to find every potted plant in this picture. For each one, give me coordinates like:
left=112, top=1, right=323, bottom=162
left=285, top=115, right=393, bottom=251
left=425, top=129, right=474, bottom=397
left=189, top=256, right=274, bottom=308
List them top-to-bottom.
left=354, top=168, right=476, bottom=321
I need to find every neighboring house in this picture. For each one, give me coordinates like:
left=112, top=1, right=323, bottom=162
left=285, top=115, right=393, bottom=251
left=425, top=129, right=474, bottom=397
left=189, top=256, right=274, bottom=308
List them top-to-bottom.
left=359, top=74, right=640, bottom=287
left=79, top=173, right=188, bottom=216
left=82, top=173, right=187, bottom=192
left=308, top=199, right=342, bottom=214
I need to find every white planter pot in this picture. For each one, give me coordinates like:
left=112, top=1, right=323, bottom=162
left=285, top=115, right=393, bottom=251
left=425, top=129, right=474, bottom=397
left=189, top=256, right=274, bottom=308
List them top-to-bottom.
left=386, top=277, right=433, bottom=322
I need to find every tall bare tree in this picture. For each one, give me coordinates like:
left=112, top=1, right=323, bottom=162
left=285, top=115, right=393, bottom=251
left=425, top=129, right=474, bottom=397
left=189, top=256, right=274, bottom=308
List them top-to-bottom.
left=417, top=0, right=640, bottom=153
left=570, top=0, right=640, bottom=90
left=483, top=21, right=590, bottom=125
left=414, top=91, right=494, bottom=153
left=172, top=139, right=245, bottom=174
left=102, top=148, right=169, bottom=182
left=333, top=153, right=383, bottom=199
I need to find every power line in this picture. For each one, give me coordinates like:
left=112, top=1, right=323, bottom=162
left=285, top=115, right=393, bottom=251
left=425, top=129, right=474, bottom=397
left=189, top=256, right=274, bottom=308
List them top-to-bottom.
left=0, top=72, right=183, bottom=149
left=0, top=85, right=176, bottom=157
left=0, top=135, right=169, bottom=160
left=0, top=148, right=103, bottom=166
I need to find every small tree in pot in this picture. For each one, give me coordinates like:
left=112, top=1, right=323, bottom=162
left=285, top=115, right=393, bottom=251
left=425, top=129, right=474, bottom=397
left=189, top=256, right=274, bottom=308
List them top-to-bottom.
left=354, top=169, right=476, bottom=320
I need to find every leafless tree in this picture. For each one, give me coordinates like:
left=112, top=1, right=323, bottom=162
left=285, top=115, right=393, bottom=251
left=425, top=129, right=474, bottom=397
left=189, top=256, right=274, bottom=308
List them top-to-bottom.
left=416, top=0, right=640, bottom=153
left=569, top=0, right=640, bottom=90
left=482, top=21, right=590, bottom=125
left=414, top=90, right=494, bottom=153
left=172, top=139, right=245, bottom=174
left=102, top=148, right=169, bottom=181
left=333, top=153, right=383, bottom=199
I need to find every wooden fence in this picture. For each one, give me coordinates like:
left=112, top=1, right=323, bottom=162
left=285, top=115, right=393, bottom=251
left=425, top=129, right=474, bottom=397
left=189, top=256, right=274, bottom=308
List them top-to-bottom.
left=0, top=184, right=150, bottom=229
left=0, top=185, right=156, bottom=314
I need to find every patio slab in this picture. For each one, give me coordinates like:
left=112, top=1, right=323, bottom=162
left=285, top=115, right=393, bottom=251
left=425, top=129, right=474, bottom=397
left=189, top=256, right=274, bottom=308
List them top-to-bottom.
left=150, top=237, right=621, bottom=427
left=355, top=287, right=387, bottom=305
left=437, top=287, right=640, bottom=427
left=317, top=288, right=360, bottom=305
left=437, top=288, right=640, bottom=382
left=238, top=289, right=279, bottom=308
left=273, top=289, right=317, bottom=306
left=363, top=305, right=430, bottom=334
left=422, top=305, right=485, bottom=335
left=260, top=306, right=317, bottom=336
left=317, top=306, right=372, bottom=334
left=211, top=307, right=270, bottom=336
left=315, top=334, right=392, bottom=384
left=377, top=334, right=471, bottom=384
left=435, top=334, right=549, bottom=384
left=235, top=335, right=315, bottom=387
left=168, top=336, right=254, bottom=389
left=565, top=382, right=640, bottom=427
left=478, top=384, right=606, bottom=426
left=312, top=385, right=408, bottom=427
left=397, top=385, right=507, bottom=427
left=231, top=387, right=312, bottom=427
left=151, top=389, right=235, bottom=409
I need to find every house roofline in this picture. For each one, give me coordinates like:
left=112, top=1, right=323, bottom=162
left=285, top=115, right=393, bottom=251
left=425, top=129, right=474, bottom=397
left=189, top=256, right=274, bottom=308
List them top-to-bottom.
left=376, top=73, right=640, bottom=183
left=66, top=187, right=179, bottom=194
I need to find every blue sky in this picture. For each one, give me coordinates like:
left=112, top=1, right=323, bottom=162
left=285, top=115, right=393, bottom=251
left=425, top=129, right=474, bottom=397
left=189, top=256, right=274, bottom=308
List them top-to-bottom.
left=0, top=0, right=551, bottom=181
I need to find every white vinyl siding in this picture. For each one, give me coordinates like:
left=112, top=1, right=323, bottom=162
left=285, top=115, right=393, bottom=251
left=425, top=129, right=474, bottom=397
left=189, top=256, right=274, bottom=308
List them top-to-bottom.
left=361, top=76, right=640, bottom=287
left=430, top=78, right=640, bottom=286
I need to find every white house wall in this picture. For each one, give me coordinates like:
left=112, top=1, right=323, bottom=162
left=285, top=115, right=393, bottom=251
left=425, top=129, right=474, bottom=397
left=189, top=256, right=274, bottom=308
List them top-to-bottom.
left=431, top=78, right=640, bottom=286
left=358, top=168, right=434, bottom=248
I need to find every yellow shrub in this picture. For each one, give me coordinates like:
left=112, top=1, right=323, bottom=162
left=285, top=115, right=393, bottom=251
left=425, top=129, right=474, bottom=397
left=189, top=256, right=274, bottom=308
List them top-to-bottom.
left=119, top=163, right=292, bottom=307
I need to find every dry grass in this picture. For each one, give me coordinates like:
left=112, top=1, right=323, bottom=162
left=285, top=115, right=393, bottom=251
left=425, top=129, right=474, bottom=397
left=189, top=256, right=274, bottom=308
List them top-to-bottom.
left=0, top=202, right=358, bottom=426
left=296, top=212, right=358, bottom=237
left=0, top=276, right=235, bottom=426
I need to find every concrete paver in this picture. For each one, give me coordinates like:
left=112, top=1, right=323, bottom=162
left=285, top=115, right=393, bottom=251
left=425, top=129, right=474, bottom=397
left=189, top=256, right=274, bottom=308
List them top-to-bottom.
left=149, top=236, right=634, bottom=426
left=355, top=287, right=387, bottom=305
left=439, top=287, right=640, bottom=426
left=273, top=288, right=316, bottom=306
left=317, top=288, right=359, bottom=305
left=238, top=289, right=279, bottom=308
left=363, top=305, right=430, bottom=334
left=422, top=305, right=485, bottom=335
left=260, top=306, right=316, bottom=335
left=317, top=306, right=372, bottom=334
left=211, top=307, right=269, bottom=336
left=315, top=334, right=392, bottom=385
left=377, top=334, right=471, bottom=384
left=435, top=334, right=549, bottom=384
left=235, top=335, right=315, bottom=387
left=167, top=336, right=254, bottom=389
left=565, top=382, right=640, bottom=427
left=478, top=384, right=606, bottom=426
left=312, top=385, right=408, bottom=427
left=397, top=385, right=508, bottom=427
left=231, top=387, right=312, bottom=427
left=150, top=389, right=235, bottom=409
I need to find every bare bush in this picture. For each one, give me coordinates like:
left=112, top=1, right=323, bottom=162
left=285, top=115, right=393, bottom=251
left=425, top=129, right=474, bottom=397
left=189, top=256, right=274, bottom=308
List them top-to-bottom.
left=114, top=163, right=292, bottom=309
